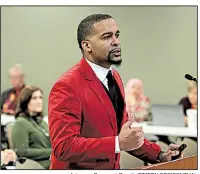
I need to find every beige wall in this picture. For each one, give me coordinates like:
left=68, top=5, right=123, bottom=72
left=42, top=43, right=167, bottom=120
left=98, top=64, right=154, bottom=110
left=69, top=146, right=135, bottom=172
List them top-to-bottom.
left=1, top=6, right=197, bottom=114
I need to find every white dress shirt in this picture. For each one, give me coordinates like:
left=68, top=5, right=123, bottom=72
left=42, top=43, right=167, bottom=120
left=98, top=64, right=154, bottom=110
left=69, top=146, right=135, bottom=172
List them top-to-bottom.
left=85, top=58, right=120, bottom=153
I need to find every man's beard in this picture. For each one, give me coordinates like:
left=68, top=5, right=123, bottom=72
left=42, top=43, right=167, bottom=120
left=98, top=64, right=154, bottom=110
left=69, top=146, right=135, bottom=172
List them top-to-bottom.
left=107, top=52, right=122, bottom=67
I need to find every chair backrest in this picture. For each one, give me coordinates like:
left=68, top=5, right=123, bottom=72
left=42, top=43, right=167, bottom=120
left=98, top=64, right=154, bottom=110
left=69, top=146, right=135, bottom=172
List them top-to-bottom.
left=5, top=122, right=15, bottom=149
left=120, top=151, right=144, bottom=169
left=15, top=158, right=45, bottom=169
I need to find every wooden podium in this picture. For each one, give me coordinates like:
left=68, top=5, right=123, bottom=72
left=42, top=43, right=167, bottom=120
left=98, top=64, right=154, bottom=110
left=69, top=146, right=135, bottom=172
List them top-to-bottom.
left=137, top=155, right=197, bottom=170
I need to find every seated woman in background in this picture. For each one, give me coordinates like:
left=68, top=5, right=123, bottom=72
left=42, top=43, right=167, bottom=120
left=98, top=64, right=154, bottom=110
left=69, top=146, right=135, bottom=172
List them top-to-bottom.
left=125, top=78, right=152, bottom=122
left=125, top=78, right=172, bottom=145
left=179, top=80, right=197, bottom=126
left=179, top=80, right=197, bottom=142
left=12, top=86, right=51, bottom=169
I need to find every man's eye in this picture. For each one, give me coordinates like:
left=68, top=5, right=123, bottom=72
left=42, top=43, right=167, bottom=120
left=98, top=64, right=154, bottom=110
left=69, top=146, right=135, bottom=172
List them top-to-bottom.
left=116, top=33, right=119, bottom=38
left=103, top=35, right=111, bottom=39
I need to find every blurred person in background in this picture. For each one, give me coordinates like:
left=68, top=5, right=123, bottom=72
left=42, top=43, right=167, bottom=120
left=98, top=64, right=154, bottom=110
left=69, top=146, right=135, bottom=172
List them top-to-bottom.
left=1, top=64, right=26, bottom=115
left=1, top=64, right=26, bottom=148
left=125, top=78, right=173, bottom=145
left=125, top=78, right=152, bottom=122
left=179, top=80, right=197, bottom=126
left=179, top=80, right=197, bottom=142
left=12, top=86, right=51, bottom=169
left=1, top=145, right=17, bottom=169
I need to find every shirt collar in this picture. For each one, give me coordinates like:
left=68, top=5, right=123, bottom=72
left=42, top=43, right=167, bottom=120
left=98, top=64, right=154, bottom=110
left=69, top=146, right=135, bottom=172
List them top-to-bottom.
left=85, top=58, right=112, bottom=83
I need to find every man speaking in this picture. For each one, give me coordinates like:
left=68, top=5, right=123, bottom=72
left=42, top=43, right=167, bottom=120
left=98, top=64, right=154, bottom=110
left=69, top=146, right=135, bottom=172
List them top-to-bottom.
left=48, top=14, right=181, bottom=169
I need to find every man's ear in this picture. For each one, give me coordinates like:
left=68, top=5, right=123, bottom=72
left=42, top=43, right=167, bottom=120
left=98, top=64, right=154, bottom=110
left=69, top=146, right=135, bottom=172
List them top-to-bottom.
left=81, top=40, right=92, bottom=52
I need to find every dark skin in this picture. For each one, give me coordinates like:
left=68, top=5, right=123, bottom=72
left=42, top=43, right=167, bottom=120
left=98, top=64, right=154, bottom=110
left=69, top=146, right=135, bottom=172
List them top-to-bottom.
left=81, top=18, right=183, bottom=162
left=81, top=18, right=122, bottom=69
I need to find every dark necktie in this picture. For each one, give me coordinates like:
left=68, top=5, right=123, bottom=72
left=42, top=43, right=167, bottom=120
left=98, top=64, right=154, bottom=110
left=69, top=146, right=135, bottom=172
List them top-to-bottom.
left=106, top=70, right=116, bottom=102
left=107, top=70, right=122, bottom=126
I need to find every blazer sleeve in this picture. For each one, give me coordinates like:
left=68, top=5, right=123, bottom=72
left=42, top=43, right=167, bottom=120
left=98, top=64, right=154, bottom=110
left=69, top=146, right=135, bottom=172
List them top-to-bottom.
left=48, top=79, right=115, bottom=163
left=123, top=107, right=162, bottom=163
left=12, top=120, right=52, bottom=160
left=127, top=138, right=162, bottom=163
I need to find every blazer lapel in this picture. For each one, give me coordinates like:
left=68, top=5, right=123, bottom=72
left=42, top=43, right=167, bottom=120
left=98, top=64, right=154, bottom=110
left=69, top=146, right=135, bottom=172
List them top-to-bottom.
left=79, top=57, right=118, bottom=134
left=113, top=71, right=127, bottom=127
left=113, top=71, right=125, bottom=100
left=89, top=80, right=118, bottom=134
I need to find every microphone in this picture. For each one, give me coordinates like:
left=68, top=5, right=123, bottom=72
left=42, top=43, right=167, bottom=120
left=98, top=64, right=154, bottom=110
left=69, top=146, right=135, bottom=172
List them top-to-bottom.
left=185, top=74, right=197, bottom=83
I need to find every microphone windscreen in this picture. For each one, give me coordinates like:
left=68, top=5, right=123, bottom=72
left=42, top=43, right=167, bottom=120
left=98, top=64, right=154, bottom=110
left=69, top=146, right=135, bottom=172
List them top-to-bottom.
left=185, top=74, right=193, bottom=80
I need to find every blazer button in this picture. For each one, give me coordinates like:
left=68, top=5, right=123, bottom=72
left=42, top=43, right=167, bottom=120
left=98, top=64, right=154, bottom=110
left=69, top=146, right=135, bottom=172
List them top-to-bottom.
left=96, top=159, right=100, bottom=163
left=105, top=159, right=109, bottom=163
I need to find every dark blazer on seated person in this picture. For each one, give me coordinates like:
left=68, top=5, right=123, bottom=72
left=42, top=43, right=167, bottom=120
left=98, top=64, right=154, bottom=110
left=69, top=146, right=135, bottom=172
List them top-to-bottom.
left=1, top=85, right=25, bottom=114
left=1, top=88, right=13, bottom=109
left=179, top=96, right=194, bottom=116
left=12, top=114, right=51, bottom=169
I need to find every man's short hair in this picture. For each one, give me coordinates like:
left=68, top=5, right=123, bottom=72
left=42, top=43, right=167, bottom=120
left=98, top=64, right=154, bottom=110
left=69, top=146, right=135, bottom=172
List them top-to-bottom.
left=77, top=14, right=112, bottom=50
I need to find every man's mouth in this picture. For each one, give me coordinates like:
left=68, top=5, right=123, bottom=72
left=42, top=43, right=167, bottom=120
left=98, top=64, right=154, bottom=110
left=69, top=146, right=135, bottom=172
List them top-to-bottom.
left=111, top=48, right=121, bottom=56
left=111, top=48, right=121, bottom=53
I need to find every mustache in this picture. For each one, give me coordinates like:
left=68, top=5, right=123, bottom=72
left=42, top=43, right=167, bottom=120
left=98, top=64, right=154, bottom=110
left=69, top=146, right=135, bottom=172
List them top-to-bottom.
left=110, top=48, right=121, bottom=53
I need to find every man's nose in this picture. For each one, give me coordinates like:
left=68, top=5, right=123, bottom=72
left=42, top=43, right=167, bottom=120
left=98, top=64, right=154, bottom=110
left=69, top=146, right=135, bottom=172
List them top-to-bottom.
left=112, top=36, right=120, bottom=47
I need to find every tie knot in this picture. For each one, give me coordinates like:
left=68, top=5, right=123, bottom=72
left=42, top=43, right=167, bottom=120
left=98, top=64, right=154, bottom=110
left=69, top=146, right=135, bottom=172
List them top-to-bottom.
left=106, top=70, right=113, bottom=81
left=106, top=70, right=115, bottom=87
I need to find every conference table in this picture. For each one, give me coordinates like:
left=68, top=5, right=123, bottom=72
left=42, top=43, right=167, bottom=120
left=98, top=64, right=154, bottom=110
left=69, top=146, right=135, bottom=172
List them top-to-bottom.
left=1, top=114, right=197, bottom=138
left=134, top=122, right=197, bottom=138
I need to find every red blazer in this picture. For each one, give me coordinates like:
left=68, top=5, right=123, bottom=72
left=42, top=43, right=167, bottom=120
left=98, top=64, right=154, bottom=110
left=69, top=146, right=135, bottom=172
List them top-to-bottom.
left=48, top=57, right=161, bottom=169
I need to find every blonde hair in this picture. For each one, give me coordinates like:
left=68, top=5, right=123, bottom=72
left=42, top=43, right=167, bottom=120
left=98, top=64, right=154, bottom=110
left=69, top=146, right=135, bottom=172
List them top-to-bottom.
left=125, top=78, right=143, bottom=95
left=187, top=80, right=197, bottom=92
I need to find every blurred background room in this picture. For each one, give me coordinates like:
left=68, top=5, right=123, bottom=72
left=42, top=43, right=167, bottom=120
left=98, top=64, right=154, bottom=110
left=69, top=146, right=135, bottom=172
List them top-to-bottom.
left=1, top=6, right=197, bottom=169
